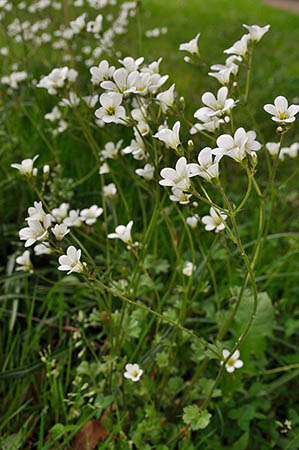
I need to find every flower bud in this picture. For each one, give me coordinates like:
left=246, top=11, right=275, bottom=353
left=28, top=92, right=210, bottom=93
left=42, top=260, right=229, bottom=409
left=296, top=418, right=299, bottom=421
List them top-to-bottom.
left=184, top=56, right=191, bottom=63
left=187, top=139, right=194, bottom=150
left=43, top=164, right=50, bottom=174
left=32, top=168, right=38, bottom=176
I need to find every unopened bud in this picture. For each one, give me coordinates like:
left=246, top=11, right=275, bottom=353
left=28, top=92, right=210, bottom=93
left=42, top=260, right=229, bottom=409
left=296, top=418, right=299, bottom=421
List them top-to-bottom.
left=184, top=56, right=191, bottom=63
left=233, top=81, right=237, bottom=87
left=224, top=116, right=230, bottom=123
left=277, top=126, right=283, bottom=133
left=188, top=139, right=194, bottom=150
left=251, top=151, right=258, bottom=167
left=43, top=164, right=50, bottom=174
left=32, top=168, right=38, bottom=176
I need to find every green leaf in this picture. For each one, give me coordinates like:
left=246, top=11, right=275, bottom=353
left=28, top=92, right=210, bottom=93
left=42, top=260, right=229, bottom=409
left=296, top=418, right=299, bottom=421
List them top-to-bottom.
left=231, top=292, right=275, bottom=357
left=156, top=351, right=169, bottom=368
left=183, top=405, right=212, bottom=430
left=49, top=423, right=65, bottom=441
left=232, top=430, right=249, bottom=450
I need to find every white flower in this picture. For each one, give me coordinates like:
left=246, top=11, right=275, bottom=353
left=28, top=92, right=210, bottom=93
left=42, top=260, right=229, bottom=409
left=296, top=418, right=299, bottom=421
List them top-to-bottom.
left=70, top=13, right=86, bottom=34
left=86, top=14, right=103, bottom=33
left=243, top=24, right=270, bottom=42
left=179, top=33, right=200, bottom=55
left=224, top=34, right=250, bottom=58
left=210, top=55, right=241, bottom=76
left=119, top=56, right=144, bottom=73
left=90, top=60, right=115, bottom=85
left=208, top=67, right=233, bottom=85
left=156, top=83, right=175, bottom=113
left=195, top=87, right=236, bottom=118
left=60, top=91, right=80, bottom=108
left=95, top=92, right=126, bottom=124
left=82, top=95, right=99, bottom=108
left=264, top=96, right=299, bottom=124
left=45, top=106, right=61, bottom=122
left=190, top=116, right=224, bottom=134
left=153, top=121, right=181, bottom=150
left=212, top=127, right=261, bottom=162
left=123, top=132, right=146, bottom=160
left=101, top=140, right=123, bottom=160
left=266, top=142, right=280, bottom=156
left=279, top=143, right=299, bottom=160
left=188, top=147, right=220, bottom=182
left=11, top=154, right=39, bottom=176
left=160, top=156, right=195, bottom=190
left=99, top=162, right=110, bottom=174
left=135, top=163, right=155, bottom=180
left=103, top=183, right=117, bottom=197
left=169, top=187, right=192, bottom=204
left=25, top=201, right=46, bottom=222
left=51, top=203, right=69, bottom=223
left=80, top=205, right=103, bottom=225
left=202, top=207, right=227, bottom=232
left=63, top=210, right=83, bottom=227
left=19, top=215, right=52, bottom=247
left=186, top=215, right=199, bottom=228
left=108, top=220, right=133, bottom=245
left=51, top=223, right=70, bottom=240
left=34, top=243, right=52, bottom=256
left=58, top=246, right=85, bottom=274
left=16, top=250, right=33, bottom=273
left=182, top=261, right=196, bottom=276
left=221, top=349, right=243, bottom=373
left=124, top=363, right=143, bottom=382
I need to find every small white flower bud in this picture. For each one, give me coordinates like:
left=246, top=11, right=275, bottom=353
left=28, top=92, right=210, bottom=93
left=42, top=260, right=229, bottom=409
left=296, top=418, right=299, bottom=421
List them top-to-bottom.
left=184, top=56, right=191, bottom=63
left=233, top=81, right=237, bottom=87
left=224, top=116, right=230, bottom=123
left=277, top=126, right=283, bottom=133
left=188, top=140, right=194, bottom=149
left=43, top=164, right=50, bottom=174
left=32, top=168, right=38, bottom=176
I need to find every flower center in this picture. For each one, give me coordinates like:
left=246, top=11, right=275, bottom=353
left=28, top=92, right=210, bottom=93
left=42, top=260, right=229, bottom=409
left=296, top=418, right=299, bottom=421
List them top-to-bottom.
left=106, top=106, right=116, bottom=116
left=277, top=112, right=288, bottom=120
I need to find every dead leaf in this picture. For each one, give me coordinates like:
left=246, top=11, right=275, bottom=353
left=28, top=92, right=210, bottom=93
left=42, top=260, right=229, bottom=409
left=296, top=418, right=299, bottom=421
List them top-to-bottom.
left=74, top=419, right=108, bottom=450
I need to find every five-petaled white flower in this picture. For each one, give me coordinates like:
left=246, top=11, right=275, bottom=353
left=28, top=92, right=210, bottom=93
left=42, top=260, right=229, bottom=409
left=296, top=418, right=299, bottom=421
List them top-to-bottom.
left=243, top=24, right=270, bottom=42
left=179, top=33, right=200, bottom=55
left=224, top=34, right=249, bottom=58
left=90, top=60, right=115, bottom=85
left=156, top=83, right=175, bottom=113
left=195, top=87, right=236, bottom=119
left=95, top=92, right=126, bottom=124
left=264, top=96, right=299, bottom=124
left=153, top=121, right=181, bottom=150
left=212, top=127, right=261, bottom=162
left=266, top=142, right=280, bottom=156
left=188, top=147, right=220, bottom=182
left=11, top=154, right=39, bottom=176
left=159, top=156, right=194, bottom=190
left=136, top=163, right=155, bottom=180
left=103, top=183, right=117, bottom=197
left=169, top=187, right=192, bottom=204
left=26, top=201, right=47, bottom=222
left=52, top=203, right=69, bottom=223
left=80, top=205, right=103, bottom=225
left=202, top=207, right=227, bottom=232
left=63, top=210, right=83, bottom=227
left=19, top=215, right=52, bottom=247
left=186, top=215, right=200, bottom=228
left=108, top=220, right=133, bottom=245
left=51, top=223, right=70, bottom=240
left=58, top=246, right=85, bottom=274
left=16, top=250, right=33, bottom=273
left=182, top=261, right=196, bottom=276
left=221, top=349, right=244, bottom=373
left=124, top=363, right=143, bottom=382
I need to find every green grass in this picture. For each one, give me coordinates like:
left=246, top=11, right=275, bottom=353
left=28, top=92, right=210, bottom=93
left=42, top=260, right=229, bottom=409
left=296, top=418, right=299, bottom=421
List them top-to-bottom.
left=0, top=0, right=299, bottom=448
